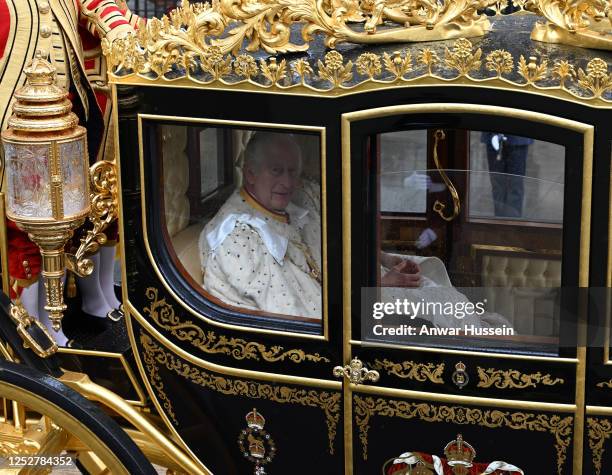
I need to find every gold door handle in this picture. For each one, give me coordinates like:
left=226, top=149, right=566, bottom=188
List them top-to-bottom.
left=431, top=129, right=461, bottom=222
left=333, top=357, right=380, bottom=384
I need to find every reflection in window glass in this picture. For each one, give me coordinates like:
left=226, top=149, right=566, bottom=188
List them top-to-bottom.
left=159, top=124, right=323, bottom=330
left=364, top=129, right=565, bottom=355
left=380, top=131, right=427, bottom=213
left=469, top=132, right=565, bottom=223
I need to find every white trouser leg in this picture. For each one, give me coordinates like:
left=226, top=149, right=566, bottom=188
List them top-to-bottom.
left=99, top=245, right=121, bottom=309
left=78, top=253, right=111, bottom=318
left=36, top=275, right=68, bottom=347
left=19, top=281, right=39, bottom=318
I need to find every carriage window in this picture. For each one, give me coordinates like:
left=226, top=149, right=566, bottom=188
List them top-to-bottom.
left=157, top=124, right=323, bottom=330
left=364, top=128, right=565, bottom=355
left=380, top=130, right=428, bottom=214
left=468, top=132, right=565, bottom=223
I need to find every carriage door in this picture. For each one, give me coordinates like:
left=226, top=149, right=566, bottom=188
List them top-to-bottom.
left=343, top=105, right=592, bottom=474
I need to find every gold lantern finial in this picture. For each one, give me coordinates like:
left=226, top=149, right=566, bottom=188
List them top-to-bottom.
left=2, top=53, right=90, bottom=331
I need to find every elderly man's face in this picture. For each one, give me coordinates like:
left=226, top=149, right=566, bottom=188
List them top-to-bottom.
left=246, top=141, right=301, bottom=211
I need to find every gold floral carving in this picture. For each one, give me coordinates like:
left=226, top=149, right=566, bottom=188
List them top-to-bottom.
left=105, top=33, right=612, bottom=104
left=143, top=288, right=329, bottom=364
left=140, top=333, right=341, bottom=454
left=370, top=358, right=445, bottom=384
left=476, top=366, right=564, bottom=389
left=596, top=379, right=612, bottom=389
left=353, top=395, right=573, bottom=473
left=587, top=417, right=612, bottom=475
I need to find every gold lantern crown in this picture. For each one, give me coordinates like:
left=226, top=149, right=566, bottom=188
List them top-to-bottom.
left=8, top=52, right=78, bottom=136
left=444, top=434, right=476, bottom=467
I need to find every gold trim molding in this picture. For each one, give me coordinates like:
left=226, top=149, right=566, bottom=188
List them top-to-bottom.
left=106, top=32, right=611, bottom=105
left=143, top=287, right=329, bottom=364
left=140, top=332, right=341, bottom=454
left=370, top=358, right=445, bottom=384
left=477, top=366, right=564, bottom=389
left=353, top=395, right=573, bottom=473
left=587, top=417, right=612, bottom=475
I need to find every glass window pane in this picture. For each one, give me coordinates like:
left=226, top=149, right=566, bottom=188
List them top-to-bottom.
left=158, top=124, right=323, bottom=332
left=363, top=128, right=565, bottom=355
left=380, top=130, right=427, bottom=213
left=469, top=132, right=565, bottom=223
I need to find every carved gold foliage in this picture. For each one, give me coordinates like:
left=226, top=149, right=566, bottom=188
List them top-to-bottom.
left=532, top=0, right=611, bottom=41
left=107, top=35, right=612, bottom=103
left=444, top=38, right=482, bottom=76
left=417, top=48, right=440, bottom=75
left=485, top=49, right=514, bottom=77
left=318, top=51, right=354, bottom=87
left=383, top=51, right=412, bottom=80
left=356, top=53, right=382, bottom=79
left=234, top=54, right=259, bottom=79
left=518, top=55, right=548, bottom=84
left=260, top=58, right=288, bottom=85
left=293, top=58, right=314, bottom=84
left=577, top=58, right=612, bottom=98
left=553, top=60, right=576, bottom=89
left=66, top=160, right=118, bottom=277
left=143, top=288, right=330, bottom=364
left=141, top=333, right=341, bottom=453
left=370, top=358, right=445, bottom=384
left=476, top=367, right=564, bottom=389
left=596, top=379, right=612, bottom=388
left=353, top=395, right=573, bottom=473
left=587, top=417, right=612, bottom=475
left=0, top=432, right=40, bottom=457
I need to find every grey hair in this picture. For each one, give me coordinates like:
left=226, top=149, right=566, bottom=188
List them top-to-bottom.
left=243, top=132, right=302, bottom=175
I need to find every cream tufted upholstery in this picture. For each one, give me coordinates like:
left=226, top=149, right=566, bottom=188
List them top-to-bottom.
left=481, top=254, right=561, bottom=335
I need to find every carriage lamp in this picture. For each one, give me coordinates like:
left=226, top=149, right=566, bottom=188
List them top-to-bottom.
left=1, top=53, right=90, bottom=331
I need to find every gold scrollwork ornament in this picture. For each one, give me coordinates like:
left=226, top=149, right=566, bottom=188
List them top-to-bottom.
left=65, top=160, right=119, bottom=277
left=143, top=287, right=329, bottom=364
left=370, top=358, right=445, bottom=384
left=477, top=366, right=564, bottom=389
left=238, top=408, right=276, bottom=475
left=587, top=417, right=612, bottom=475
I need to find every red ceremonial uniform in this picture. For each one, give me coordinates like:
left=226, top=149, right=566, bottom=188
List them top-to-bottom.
left=0, top=0, right=143, bottom=296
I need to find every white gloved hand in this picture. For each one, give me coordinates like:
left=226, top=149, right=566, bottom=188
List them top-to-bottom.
left=403, top=172, right=431, bottom=190
left=416, top=228, right=438, bottom=249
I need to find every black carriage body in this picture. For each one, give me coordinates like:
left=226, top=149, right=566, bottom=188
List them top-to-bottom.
left=114, top=24, right=612, bottom=475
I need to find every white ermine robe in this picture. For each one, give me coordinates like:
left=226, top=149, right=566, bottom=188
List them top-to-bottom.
left=199, top=189, right=321, bottom=319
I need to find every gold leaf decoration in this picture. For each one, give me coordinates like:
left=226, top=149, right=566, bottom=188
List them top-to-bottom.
left=444, top=38, right=482, bottom=76
left=201, top=45, right=232, bottom=80
left=418, top=48, right=440, bottom=75
left=485, top=49, right=514, bottom=77
left=318, top=51, right=354, bottom=87
left=383, top=51, right=413, bottom=80
left=356, top=52, right=382, bottom=79
left=233, top=54, right=259, bottom=79
left=518, top=55, right=548, bottom=84
left=260, top=58, right=288, bottom=85
left=577, top=58, right=612, bottom=99
left=293, top=59, right=314, bottom=84
left=553, top=60, right=576, bottom=89
left=143, top=288, right=330, bottom=364
left=142, top=332, right=178, bottom=425
left=141, top=333, right=341, bottom=454
left=370, top=358, right=445, bottom=384
left=476, top=367, right=564, bottom=389
left=596, top=379, right=612, bottom=389
left=354, top=395, right=573, bottom=473
left=587, top=417, right=612, bottom=475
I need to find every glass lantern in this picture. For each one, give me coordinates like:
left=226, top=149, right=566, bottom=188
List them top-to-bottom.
left=1, top=53, right=90, bottom=330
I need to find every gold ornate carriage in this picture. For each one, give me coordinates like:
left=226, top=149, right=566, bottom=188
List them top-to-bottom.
left=0, top=0, right=610, bottom=473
